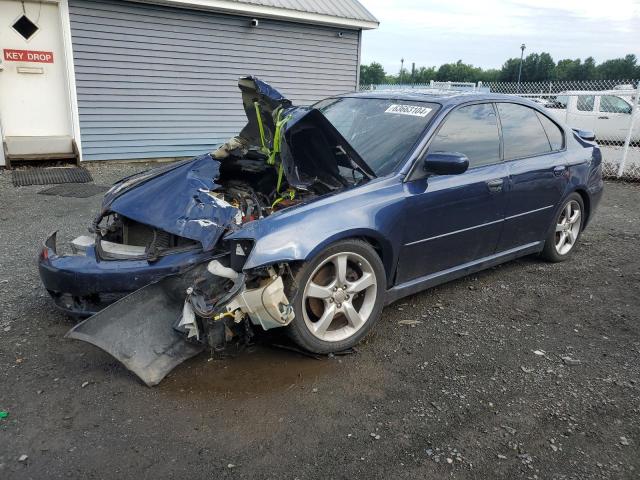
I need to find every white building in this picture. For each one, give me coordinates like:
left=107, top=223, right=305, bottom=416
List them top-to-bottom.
left=0, top=0, right=378, bottom=166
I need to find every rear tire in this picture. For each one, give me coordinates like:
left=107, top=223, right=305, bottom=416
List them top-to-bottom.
left=541, top=193, right=585, bottom=262
left=286, top=239, right=385, bottom=353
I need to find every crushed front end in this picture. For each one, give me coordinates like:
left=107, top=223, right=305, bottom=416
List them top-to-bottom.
left=44, top=75, right=373, bottom=385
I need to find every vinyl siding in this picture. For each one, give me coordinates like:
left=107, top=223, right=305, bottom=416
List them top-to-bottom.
left=69, top=0, right=360, bottom=161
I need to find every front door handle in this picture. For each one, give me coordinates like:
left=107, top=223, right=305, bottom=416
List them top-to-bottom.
left=598, top=116, right=609, bottom=120
left=553, top=165, right=567, bottom=177
left=486, top=178, right=503, bottom=192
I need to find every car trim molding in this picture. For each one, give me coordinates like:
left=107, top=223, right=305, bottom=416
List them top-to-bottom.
left=505, top=204, right=555, bottom=220
left=405, top=205, right=555, bottom=246
left=405, top=218, right=504, bottom=246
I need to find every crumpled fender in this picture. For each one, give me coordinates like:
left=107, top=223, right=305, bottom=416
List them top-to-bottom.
left=103, top=154, right=239, bottom=251
left=227, top=176, right=405, bottom=286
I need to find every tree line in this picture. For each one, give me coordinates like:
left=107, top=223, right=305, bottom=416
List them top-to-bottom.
left=360, top=53, right=640, bottom=85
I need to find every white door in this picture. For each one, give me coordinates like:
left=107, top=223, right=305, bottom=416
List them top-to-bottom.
left=0, top=0, right=73, bottom=165
left=566, top=95, right=596, bottom=133
left=596, top=95, right=633, bottom=140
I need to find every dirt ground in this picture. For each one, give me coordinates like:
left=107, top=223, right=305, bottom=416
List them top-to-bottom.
left=0, top=164, right=639, bottom=480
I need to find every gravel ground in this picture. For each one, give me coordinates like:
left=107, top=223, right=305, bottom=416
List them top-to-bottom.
left=0, top=164, right=639, bottom=479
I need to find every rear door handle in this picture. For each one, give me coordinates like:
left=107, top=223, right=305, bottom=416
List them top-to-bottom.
left=598, top=116, right=609, bottom=120
left=553, top=166, right=566, bottom=176
left=486, top=178, right=504, bottom=192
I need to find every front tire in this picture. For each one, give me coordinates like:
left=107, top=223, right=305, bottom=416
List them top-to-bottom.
left=541, top=193, right=585, bottom=262
left=286, top=239, right=386, bottom=353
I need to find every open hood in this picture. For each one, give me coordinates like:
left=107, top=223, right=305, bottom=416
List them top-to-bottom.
left=214, top=76, right=375, bottom=188
left=97, top=77, right=375, bottom=252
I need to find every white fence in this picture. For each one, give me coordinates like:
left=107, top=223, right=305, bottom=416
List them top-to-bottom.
left=359, top=80, right=640, bottom=179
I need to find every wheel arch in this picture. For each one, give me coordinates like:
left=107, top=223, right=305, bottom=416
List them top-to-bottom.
left=574, top=187, right=591, bottom=228
left=303, top=230, right=395, bottom=289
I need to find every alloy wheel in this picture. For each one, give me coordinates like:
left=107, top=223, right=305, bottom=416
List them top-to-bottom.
left=555, top=200, right=582, bottom=255
left=302, top=252, right=378, bottom=342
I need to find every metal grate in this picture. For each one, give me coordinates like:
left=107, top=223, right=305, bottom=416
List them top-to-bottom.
left=12, top=168, right=93, bottom=187
left=38, top=183, right=109, bottom=198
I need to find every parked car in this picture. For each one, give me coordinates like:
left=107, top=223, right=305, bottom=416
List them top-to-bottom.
left=39, top=77, right=604, bottom=385
left=545, top=91, right=639, bottom=141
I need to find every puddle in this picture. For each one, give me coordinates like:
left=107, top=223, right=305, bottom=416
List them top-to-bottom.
left=159, top=344, right=337, bottom=400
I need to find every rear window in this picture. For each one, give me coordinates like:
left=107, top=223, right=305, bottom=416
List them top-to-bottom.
left=600, top=95, right=632, bottom=114
left=497, top=103, right=551, bottom=160
left=536, top=112, right=565, bottom=151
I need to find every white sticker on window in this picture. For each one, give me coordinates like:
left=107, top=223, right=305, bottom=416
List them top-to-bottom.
left=385, top=104, right=433, bottom=117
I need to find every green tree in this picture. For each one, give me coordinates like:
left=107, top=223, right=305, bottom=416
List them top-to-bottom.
left=521, top=52, right=556, bottom=82
left=595, top=54, right=639, bottom=79
left=498, top=58, right=521, bottom=82
left=435, top=60, right=484, bottom=82
left=359, top=62, right=387, bottom=85
left=414, top=66, right=437, bottom=83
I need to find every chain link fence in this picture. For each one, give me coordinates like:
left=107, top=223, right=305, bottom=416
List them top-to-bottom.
left=359, top=80, right=640, bottom=179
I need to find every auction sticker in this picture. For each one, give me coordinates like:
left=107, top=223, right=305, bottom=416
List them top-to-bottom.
left=385, top=104, right=432, bottom=117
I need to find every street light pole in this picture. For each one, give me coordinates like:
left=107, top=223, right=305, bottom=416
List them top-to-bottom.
left=517, top=43, right=526, bottom=90
left=400, top=58, right=404, bottom=84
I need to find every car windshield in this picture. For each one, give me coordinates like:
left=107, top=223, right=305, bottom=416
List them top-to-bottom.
left=314, top=97, right=438, bottom=176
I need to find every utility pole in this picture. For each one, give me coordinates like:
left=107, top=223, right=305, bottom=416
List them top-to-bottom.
left=517, top=43, right=526, bottom=90
left=400, top=58, right=404, bottom=83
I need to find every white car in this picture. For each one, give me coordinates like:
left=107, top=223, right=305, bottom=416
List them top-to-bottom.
left=544, top=90, right=639, bottom=142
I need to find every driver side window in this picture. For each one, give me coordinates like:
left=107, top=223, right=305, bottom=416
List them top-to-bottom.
left=600, top=96, right=632, bottom=114
left=428, top=103, right=501, bottom=168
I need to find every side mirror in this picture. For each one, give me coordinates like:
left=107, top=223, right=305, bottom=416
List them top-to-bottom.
left=572, top=128, right=596, bottom=142
left=423, top=152, right=469, bottom=176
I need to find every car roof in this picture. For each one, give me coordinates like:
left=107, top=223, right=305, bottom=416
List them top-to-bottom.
left=340, top=89, right=525, bottom=106
left=558, top=90, right=634, bottom=96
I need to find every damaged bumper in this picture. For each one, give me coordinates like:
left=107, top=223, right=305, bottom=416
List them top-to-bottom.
left=38, top=231, right=212, bottom=316
left=65, top=259, right=295, bottom=386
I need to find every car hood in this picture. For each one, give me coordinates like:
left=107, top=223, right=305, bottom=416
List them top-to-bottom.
left=219, top=76, right=374, bottom=185
left=101, top=154, right=239, bottom=251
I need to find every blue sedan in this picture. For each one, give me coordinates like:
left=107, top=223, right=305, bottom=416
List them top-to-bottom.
left=39, top=77, right=603, bottom=385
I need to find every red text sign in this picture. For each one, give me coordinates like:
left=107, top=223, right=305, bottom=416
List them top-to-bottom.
left=3, top=49, right=54, bottom=63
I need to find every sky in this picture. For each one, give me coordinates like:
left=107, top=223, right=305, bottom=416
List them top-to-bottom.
left=358, top=0, right=640, bottom=73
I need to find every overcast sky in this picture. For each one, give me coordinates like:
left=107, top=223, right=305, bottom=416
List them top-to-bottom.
left=358, top=0, right=640, bottom=73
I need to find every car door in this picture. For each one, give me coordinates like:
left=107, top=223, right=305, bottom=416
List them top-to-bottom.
left=566, top=95, right=596, bottom=132
left=597, top=95, right=633, bottom=139
left=396, top=103, right=507, bottom=283
left=495, top=103, right=568, bottom=252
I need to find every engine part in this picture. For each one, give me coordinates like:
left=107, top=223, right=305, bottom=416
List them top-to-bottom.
left=225, top=276, right=294, bottom=330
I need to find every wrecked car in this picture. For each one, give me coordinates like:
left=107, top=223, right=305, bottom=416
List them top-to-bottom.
left=39, top=77, right=603, bottom=385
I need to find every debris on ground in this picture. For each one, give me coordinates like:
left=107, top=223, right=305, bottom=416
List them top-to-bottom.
left=398, top=320, right=422, bottom=326
left=561, top=356, right=582, bottom=366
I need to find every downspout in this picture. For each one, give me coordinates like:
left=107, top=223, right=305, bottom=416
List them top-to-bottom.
left=355, top=29, right=362, bottom=91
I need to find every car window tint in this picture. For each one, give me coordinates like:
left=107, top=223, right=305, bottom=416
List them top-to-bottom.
left=599, top=95, right=632, bottom=113
left=576, top=96, right=595, bottom=112
left=428, top=103, right=500, bottom=168
left=497, top=103, right=551, bottom=160
left=536, top=112, right=565, bottom=151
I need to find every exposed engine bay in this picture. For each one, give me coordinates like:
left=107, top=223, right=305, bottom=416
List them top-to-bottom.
left=63, top=76, right=375, bottom=386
